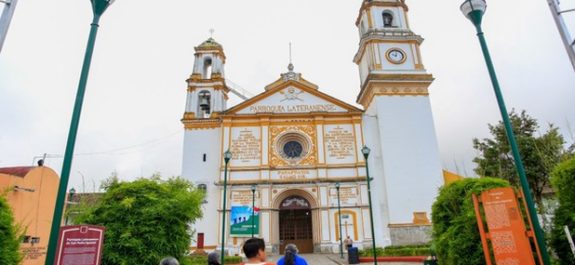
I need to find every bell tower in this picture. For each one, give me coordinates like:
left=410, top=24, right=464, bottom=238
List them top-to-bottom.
left=356, top=0, right=443, bottom=246
left=184, top=37, right=229, bottom=119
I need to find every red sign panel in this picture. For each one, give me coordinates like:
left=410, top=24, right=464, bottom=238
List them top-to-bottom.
left=480, top=187, right=536, bottom=265
left=54, top=225, right=105, bottom=265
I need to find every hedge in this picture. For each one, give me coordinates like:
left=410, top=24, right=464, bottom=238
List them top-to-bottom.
left=550, top=157, right=575, bottom=264
left=431, top=177, right=510, bottom=265
left=0, top=194, right=22, bottom=265
left=359, top=244, right=432, bottom=257
left=185, top=255, right=243, bottom=265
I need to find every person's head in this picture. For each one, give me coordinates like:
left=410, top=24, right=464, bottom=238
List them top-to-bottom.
left=347, top=236, right=351, bottom=239
left=243, top=238, right=267, bottom=262
left=284, top=244, right=298, bottom=265
left=284, top=244, right=298, bottom=254
left=207, top=252, right=220, bottom=265
left=159, top=257, right=179, bottom=265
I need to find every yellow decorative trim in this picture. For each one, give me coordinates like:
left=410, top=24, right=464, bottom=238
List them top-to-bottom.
left=366, top=10, right=374, bottom=29
left=354, top=39, right=423, bottom=64
left=224, top=80, right=363, bottom=115
left=358, top=84, right=431, bottom=108
left=182, top=118, right=221, bottom=130
left=269, top=125, right=317, bottom=167
left=229, top=163, right=366, bottom=171
left=219, top=177, right=368, bottom=186
left=335, top=210, right=359, bottom=241
left=413, top=212, right=430, bottom=225
left=388, top=223, right=432, bottom=228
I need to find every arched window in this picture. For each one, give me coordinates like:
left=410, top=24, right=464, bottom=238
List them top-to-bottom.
left=382, top=12, right=394, bottom=28
left=203, top=58, right=213, bottom=79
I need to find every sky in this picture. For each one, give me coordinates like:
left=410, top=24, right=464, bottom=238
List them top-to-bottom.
left=1, top=0, right=574, bottom=192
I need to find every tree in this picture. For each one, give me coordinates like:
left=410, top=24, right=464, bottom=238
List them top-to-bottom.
left=473, top=110, right=566, bottom=209
left=550, top=157, right=575, bottom=264
left=74, top=176, right=204, bottom=265
left=432, top=177, right=510, bottom=265
left=0, top=194, right=22, bottom=265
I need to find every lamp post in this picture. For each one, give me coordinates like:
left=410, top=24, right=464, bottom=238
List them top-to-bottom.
left=45, top=1, right=115, bottom=264
left=460, top=1, right=551, bottom=264
left=361, top=146, right=377, bottom=265
left=220, top=150, right=232, bottom=265
left=335, top=182, right=344, bottom=259
left=251, top=185, right=256, bottom=238
left=65, top=187, right=76, bottom=225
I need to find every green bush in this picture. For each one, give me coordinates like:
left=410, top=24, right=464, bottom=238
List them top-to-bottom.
left=550, top=157, right=575, bottom=264
left=74, top=176, right=204, bottom=265
left=431, top=177, right=510, bottom=265
left=0, top=194, right=22, bottom=265
left=359, top=244, right=432, bottom=257
left=185, top=255, right=243, bottom=265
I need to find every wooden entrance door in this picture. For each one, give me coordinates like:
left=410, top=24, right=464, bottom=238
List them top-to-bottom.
left=279, top=196, right=313, bottom=254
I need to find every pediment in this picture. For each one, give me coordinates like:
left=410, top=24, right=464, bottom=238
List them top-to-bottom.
left=225, top=80, right=362, bottom=115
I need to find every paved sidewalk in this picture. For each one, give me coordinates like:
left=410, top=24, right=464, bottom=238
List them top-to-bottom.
left=267, top=254, right=345, bottom=265
left=267, top=254, right=418, bottom=265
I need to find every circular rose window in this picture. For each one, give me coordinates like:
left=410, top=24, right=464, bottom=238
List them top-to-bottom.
left=275, top=132, right=311, bottom=161
left=283, top=141, right=303, bottom=158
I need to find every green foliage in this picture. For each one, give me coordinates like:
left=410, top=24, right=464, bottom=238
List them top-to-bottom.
left=472, top=110, right=566, bottom=208
left=550, top=157, right=575, bottom=264
left=74, top=176, right=204, bottom=265
left=432, top=177, right=510, bottom=265
left=0, top=194, right=22, bottom=265
left=359, top=244, right=432, bottom=257
left=185, top=255, right=243, bottom=265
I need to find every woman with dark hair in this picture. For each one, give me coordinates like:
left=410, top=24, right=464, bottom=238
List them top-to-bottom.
left=277, top=244, right=308, bottom=265
left=207, top=252, right=220, bottom=265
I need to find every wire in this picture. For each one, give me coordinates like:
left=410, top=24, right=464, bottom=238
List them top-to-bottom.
left=38, top=130, right=181, bottom=158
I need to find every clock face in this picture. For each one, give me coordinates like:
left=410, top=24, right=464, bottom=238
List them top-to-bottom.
left=387, top=49, right=406, bottom=64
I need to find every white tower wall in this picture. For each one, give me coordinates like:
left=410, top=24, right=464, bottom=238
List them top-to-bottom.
left=370, top=96, right=443, bottom=224
left=182, top=127, right=222, bottom=247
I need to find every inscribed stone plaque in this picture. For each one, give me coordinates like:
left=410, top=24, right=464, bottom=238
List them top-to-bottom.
left=324, top=125, right=355, bottom=164
left=230, top=127, right=261, bottom=166
left=329, top=187, right=358, bottom=206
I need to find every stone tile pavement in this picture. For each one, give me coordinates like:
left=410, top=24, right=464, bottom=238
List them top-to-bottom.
left=265, top=254, right=417, bottom=265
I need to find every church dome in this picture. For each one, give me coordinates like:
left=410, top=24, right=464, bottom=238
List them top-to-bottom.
left=195, top=37, right=223, bottom=51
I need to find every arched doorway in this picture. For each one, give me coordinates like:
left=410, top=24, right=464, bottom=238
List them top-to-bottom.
left=279, top=195, right=313, bottom=254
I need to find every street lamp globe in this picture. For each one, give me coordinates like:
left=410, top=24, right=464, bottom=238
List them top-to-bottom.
left=460, top=0, right=487, bottom=25
left=361, top=145, right=371, bottom=159
left=224, top=150, right=233, bottom=162
left=335, top=182, right=340, bottom=189
left=251, top=185, right=256, bottom=192
left=68, top=187, right=76, bottom=200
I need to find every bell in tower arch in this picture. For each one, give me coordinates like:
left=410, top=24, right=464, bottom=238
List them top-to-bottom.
left=198, top=91, right=211, bottom=114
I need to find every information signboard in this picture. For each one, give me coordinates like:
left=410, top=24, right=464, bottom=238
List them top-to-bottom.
left=473, top=187, right=537, bottom=265
left=230, top=205, right=259, bottom=237
left=54, top=225, right=105, bottom=265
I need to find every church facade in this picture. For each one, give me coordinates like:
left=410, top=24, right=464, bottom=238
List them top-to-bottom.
left=181, top=0, right=443, bottom=254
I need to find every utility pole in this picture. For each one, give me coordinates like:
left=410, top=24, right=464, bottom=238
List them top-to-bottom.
left=0, top=0, right=18, bottom=53
left=547, top=0, right=575, bottom=71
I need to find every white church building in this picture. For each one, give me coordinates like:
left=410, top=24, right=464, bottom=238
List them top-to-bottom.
left=181, top=0, right=443, bottom=254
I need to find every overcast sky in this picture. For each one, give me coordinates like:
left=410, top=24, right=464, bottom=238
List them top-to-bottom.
left=1, top=0, right=574, bottom=192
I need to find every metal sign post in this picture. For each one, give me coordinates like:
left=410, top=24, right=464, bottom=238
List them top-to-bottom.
left=0, top=0, right=18, bottom=53
left=547, top=0, right=575, bottom=71
left=565, top=226, right=575, bottom=257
